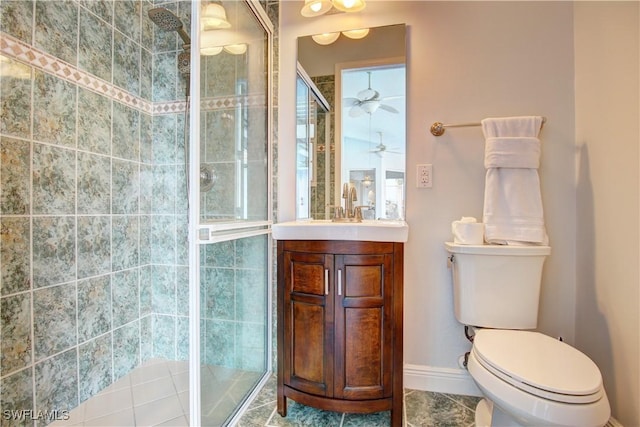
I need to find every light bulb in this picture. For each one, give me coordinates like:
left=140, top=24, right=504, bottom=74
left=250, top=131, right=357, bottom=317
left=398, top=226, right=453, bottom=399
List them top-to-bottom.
left=301, top=0, right=332, bottom=17
left=331, top=0, right=365, bottom=13
left=202, top=3, right=231, bottom=30
left=342, top=28, right=369, bottom=39
left=200, top=30, right=223, bottom=55
left=311, top=32, right=340, bottom=45
left=223, top=44, right=247, bottom=55
left=201, top=46, right=223, bottom=56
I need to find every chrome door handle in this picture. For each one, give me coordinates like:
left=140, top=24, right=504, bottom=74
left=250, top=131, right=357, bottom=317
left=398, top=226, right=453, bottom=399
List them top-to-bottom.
left=324, top=269, right=329, bottom=295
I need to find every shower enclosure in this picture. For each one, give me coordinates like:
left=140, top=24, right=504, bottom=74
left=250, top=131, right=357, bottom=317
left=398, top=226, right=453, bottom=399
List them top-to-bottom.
left=189, top=1, right=273, bottom=425
left=149, top=2, right=273, bottom=424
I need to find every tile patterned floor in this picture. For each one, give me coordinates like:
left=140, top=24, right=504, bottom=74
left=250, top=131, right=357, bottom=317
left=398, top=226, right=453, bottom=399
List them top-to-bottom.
left=50, top=359, right=480, bottom=427
left=237, top=376, right=480, bottom=427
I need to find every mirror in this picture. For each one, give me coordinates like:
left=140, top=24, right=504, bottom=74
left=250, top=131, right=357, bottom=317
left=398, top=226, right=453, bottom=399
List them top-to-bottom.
left=296, top=24, right=406, bottom=220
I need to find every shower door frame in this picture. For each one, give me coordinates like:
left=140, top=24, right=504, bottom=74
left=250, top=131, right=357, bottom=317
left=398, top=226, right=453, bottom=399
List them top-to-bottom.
left=188, top=1, right=274, bottom=425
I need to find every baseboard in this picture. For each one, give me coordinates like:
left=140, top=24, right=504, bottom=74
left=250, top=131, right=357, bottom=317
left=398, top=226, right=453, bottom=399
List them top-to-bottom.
left=404, top=363, right=482, bottom=397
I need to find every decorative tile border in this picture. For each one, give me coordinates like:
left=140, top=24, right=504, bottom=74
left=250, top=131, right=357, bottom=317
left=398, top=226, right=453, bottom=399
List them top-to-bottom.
left=1, top=32, right=266, bottom=116
left=1, top=32, right=153, bottom=114
left=202, top=94, right=267, bottom=110
left=152, top=100, right=188, bottom=115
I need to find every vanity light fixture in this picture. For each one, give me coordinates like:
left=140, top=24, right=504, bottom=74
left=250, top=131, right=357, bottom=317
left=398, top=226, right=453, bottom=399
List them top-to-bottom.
left=300, top=0, right=366, bottom=17
left=301, top=0, right=333, bottom=17
left=331, top=0, right=366, bottom=13
left=202, top=2, right=231, bottom=30
left=200, top=3, right=247, bottom=56
left=310, top=28, right=370, bottom=45
left=341, top=28, right=369, bottom=39
left=200, top=30, right=247, bottom=56
left=201, top=30, right=224, bottom=55
left=200, top=31, right=248, bottom=55
left=311, top=32, right=340, bottom=45
left=223, top=43, right=247, bottom=55
left=201, top=45, right=224, bottom=56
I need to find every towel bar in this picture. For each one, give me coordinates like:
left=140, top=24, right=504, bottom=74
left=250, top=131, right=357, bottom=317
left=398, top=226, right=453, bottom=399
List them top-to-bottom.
left=430, top=117, right=546, bottom=136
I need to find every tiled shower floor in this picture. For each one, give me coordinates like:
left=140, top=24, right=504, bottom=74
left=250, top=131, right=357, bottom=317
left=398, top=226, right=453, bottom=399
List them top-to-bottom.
left=51, top=359, right=480, bottom=426
left=51, top=359, right=263, bottom=427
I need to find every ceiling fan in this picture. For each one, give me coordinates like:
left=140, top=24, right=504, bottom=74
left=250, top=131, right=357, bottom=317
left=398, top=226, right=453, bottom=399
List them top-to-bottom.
left=344, top=71, right=401, bottom=117
left=369, top=132, right=402, bottom=156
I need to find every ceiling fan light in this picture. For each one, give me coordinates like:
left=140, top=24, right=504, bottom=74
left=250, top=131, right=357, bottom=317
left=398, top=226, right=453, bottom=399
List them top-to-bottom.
left=301, top=0, right=332, bottom=17
left=331, top=0, right=366, bottom=13
left=202, top=2, right=231, bottom=29
left=342, top=28, right=369, bottom=39
left=311, top=32, right=340, bottom=45
left=361, top=101, right=380, bottom=114
left=349, top=106, right=365, bottom=117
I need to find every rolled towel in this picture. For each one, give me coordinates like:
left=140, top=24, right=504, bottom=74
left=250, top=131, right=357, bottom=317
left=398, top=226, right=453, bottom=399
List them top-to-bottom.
left=481, top=116, right=548, bottom=245
left=481, top=116, right=543, bottom=138
left=484, top=137, right=540, bottom=169
left=452, top=217, right=485, bottom=245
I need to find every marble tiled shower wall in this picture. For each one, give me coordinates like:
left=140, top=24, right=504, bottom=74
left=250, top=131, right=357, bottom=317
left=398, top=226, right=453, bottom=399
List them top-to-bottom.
left=0, top=0, right=192, bottom=419
left=310, top=75, right=334, bottom=220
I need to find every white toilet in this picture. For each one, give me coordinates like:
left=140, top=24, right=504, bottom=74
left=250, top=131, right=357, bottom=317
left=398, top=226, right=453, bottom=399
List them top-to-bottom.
left=445, top=242, right=611, bottom=427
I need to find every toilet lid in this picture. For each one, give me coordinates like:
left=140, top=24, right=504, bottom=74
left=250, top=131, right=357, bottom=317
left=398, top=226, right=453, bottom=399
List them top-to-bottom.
left=473, top=329, right=603, bottom=404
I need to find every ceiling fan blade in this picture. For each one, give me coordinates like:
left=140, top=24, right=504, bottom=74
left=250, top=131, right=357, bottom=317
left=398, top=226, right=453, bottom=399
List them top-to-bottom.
left=343, top=97, right=360, bottom=107
left=378, top=104, right=399, bottom=114
left=349, top=106, right=365, bottom=117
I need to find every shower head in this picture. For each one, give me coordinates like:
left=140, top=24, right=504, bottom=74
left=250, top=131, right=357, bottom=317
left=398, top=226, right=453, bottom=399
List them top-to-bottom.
left=148, top=7, right=191, bottom=46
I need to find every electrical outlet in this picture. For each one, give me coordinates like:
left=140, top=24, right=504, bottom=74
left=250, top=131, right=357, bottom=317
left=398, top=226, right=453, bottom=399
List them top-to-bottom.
left=417, top=164, right=432, bottom=188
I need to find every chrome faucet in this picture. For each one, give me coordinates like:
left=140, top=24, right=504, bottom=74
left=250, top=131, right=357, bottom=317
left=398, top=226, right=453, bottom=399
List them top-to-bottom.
left=333, top=183, right=362, bottom=222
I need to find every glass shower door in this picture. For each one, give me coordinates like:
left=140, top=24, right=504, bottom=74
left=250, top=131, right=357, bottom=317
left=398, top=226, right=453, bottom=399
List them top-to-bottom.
left=189, top=1, right=272, bottom=425
left=198, top=235, right=269, bottom=426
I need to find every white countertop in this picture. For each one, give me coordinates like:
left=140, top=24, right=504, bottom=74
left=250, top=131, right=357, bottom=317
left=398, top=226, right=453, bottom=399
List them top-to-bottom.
left=272, top=219, right=409, bottom=243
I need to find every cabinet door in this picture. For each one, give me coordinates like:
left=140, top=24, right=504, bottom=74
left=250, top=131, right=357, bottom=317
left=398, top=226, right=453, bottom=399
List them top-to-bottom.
left=283, top=251, right=334, bottom=397
left=334, top=254, right=394, bottom=400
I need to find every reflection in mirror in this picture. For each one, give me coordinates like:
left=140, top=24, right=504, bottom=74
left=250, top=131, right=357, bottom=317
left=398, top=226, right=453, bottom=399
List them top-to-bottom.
left=296, top=24, right=406, bottom=220
left=296, top=64, right=331, bottom=218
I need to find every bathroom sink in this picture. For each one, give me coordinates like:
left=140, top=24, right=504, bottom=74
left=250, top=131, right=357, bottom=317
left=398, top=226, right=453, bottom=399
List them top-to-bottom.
left=272, top=219, right=409, bottom=242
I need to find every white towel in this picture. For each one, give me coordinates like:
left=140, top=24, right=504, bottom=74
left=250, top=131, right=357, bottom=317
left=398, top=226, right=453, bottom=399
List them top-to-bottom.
left=481, top=116, right=548, bottom=245
left=484, top=137, right=540, bottom=169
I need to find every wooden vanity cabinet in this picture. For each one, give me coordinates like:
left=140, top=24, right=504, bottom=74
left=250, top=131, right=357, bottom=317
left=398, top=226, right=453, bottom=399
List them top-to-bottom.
left=277, top=240, right=404, bottom=426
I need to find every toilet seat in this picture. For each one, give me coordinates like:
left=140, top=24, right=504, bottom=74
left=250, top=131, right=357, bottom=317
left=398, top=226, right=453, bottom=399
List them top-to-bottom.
left=472, top=329, right=604, bottom=404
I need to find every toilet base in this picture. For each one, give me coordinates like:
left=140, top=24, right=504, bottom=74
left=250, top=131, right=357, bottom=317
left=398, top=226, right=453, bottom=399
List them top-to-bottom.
left=475, top=398, right=526, bottom=427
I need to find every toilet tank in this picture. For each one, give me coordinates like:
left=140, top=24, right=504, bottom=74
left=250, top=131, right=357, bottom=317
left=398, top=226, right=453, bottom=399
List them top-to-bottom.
left=445, top=242, right=551, bottom=329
